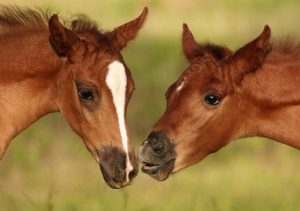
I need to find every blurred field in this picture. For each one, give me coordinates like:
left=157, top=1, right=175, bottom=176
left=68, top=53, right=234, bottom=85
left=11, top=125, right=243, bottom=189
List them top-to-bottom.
left=0, top=0, right=300, bottom=210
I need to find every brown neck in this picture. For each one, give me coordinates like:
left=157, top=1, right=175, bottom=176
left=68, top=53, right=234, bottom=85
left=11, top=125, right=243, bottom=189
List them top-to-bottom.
left=0, top=31, right=62, bottom=153
left=237, top=49, right=300, bottom=149
left=255, top=106, right=300, bottom=149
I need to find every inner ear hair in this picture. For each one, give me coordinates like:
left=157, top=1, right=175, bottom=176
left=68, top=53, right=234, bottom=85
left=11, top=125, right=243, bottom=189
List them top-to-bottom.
left=49, top=14, right=80, bottom=58
left=228, top=25, right=272, bottom=85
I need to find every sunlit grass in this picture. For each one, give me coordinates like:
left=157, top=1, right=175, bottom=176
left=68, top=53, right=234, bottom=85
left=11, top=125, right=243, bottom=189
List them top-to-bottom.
left=0, top=0, right=300, bottom=210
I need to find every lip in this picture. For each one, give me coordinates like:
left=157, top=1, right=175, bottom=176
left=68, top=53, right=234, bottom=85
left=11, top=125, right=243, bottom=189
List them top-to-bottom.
left=141, top=159, right=175, bottom=181
left=142, top=162, right=161, bottom=172
left=99, top=163, right=131, bottom=189
left=99, top=170, right=132, bottom=189
left=106, top=181, right=121, bottom=189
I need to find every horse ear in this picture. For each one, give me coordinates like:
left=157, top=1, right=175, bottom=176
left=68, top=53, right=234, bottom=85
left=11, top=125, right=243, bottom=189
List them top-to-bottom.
left=107, top=7, right=148, bottom=50
left=49, top=14, right=80, bottom=58
left=182, top=23, right=203, bottom=62
left=183, top=24, right=232, bottom=62
left=229, top=25, right=272, bottom=85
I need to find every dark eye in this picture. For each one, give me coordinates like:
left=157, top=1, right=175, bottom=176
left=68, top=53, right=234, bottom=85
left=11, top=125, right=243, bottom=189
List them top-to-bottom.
left=78, top=89, right=94, bottom=101
left=204, top=93, right=221, bottom=106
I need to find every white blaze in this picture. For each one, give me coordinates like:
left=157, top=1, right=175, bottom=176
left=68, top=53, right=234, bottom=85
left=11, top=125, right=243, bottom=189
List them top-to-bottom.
left=105, top=60, right=133, bottom=182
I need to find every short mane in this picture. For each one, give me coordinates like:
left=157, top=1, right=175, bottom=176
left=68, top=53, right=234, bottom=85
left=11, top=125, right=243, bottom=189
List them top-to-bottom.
left=0, top=5, right=102, bottom=36
left=272, top=37, right=300, bottom=56
left=200, top=38, right=300, bottom=61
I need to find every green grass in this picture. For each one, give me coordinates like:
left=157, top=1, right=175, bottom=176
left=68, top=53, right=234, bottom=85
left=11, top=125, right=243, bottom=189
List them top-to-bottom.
left=1, top=0, right=300, bottom=210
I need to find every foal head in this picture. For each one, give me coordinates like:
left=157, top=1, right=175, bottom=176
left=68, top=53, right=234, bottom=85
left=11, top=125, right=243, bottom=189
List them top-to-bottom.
left=49, top=8, right=147, bottom=188
left=140, top=24, right=271, bottom=180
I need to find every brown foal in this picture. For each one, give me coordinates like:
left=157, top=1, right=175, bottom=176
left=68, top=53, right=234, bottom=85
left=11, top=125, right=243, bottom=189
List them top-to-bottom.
left=0, top=6, right=148, bottom=188
left=140, top=24, right=300, bottom=181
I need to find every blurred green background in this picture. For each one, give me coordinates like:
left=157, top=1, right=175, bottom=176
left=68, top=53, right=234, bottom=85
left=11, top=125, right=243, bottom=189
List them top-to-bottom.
left=0, top=0, right=300, bottom=210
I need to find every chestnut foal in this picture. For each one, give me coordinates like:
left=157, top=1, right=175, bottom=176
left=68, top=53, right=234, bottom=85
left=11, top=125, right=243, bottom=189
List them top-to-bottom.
left=0, top=6, right=148, bottom=188
left=140, top=24, right=300, bottom=181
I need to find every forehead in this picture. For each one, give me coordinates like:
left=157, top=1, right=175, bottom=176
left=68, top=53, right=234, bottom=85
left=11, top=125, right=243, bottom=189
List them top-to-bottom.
left=78, top=34, right=121, bottom=66
left=84, top=46, right=120, bottom=65
left=77, top=47, right=124, bottom=77
left=78, top=60, right=135, bottom=96
left=167, top=61, right=224, bottom=95
left=180, top=62, right=219, bottom=84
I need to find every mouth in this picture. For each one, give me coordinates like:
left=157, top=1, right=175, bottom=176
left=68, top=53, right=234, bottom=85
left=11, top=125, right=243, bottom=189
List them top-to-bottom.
left=141, top=159, right=175, bottom=181
left=142, top=161, right=161, bottom=171
left=99, top=163, right=132, bottom=189
left=105, top=179, right=132, bottom=189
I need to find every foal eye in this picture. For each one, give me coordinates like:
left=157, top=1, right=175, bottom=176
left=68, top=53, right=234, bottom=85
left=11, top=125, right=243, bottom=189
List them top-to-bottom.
left=78, top=89, right=94, bottom=101
left=204, top=93, right=221, bottom=106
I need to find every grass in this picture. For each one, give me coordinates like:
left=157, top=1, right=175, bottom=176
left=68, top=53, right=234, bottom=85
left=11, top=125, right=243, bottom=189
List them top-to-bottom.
left=0, top=0, right=300, bottom=210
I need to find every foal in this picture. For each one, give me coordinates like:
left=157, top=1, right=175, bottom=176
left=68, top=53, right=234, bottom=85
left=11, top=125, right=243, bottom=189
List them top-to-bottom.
left=0, top=6, right=148, bottom=188
left=140, top=24, right=300, bottom=181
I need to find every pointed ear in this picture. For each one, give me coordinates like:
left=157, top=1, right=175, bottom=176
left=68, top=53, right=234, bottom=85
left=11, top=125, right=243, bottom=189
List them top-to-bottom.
left=106, top=7, right=148, bottom=50
left=49, top=14, right=80, bottom=58
left=182, top=23, right=203, bottom=62
left=183, top=24, right=232, bottom=62
left=229, top=25, right=272, bottom=84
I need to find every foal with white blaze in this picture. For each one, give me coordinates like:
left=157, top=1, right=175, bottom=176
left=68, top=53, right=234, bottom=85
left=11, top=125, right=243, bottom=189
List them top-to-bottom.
left=0, top=6, right=148, bottom=189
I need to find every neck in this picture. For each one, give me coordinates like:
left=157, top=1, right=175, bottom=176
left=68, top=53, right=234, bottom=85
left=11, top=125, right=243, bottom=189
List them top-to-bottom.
left=0, top=32, right=62, bottom=156
left=237, top=48, right=300, bottom=149
left=255, top=106, right=300, bottom=149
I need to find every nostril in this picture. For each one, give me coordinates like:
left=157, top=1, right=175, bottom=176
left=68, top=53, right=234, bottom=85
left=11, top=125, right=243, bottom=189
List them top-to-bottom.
left=149, top=138, right=164, bottom=153
left=113, top=161, right=126, bottom=183
left=129, top=168, right=138, bottom=181
left=113, top=170, right=125, bottom=183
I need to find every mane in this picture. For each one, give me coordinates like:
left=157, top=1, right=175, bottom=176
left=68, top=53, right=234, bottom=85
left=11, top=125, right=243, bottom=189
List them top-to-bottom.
left=0, top=5, right=103, bottom=36
left=199, top=37, right=300, bottom=61
left=272, top=37, right=300, bottom=56
left=201, top=38, right=300, bottom=61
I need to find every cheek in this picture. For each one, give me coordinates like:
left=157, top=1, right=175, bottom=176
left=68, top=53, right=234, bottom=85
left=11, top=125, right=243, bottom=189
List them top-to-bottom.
left=57, top=73, right=85, bottom=134
left=79, top=92, right=121, bottom=140
left=81, top=99, right=118, bottom=128
left=157, top=103, right=213, bottom=139
left=161, top=106, right=215, bottom=171
left=81, top=107, right=121, bottom=146
left=82, top=107, right=98, bottom=124
left=172, top=123, right=213, bottom=172
left=173, top=145, right=209, bottom=172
